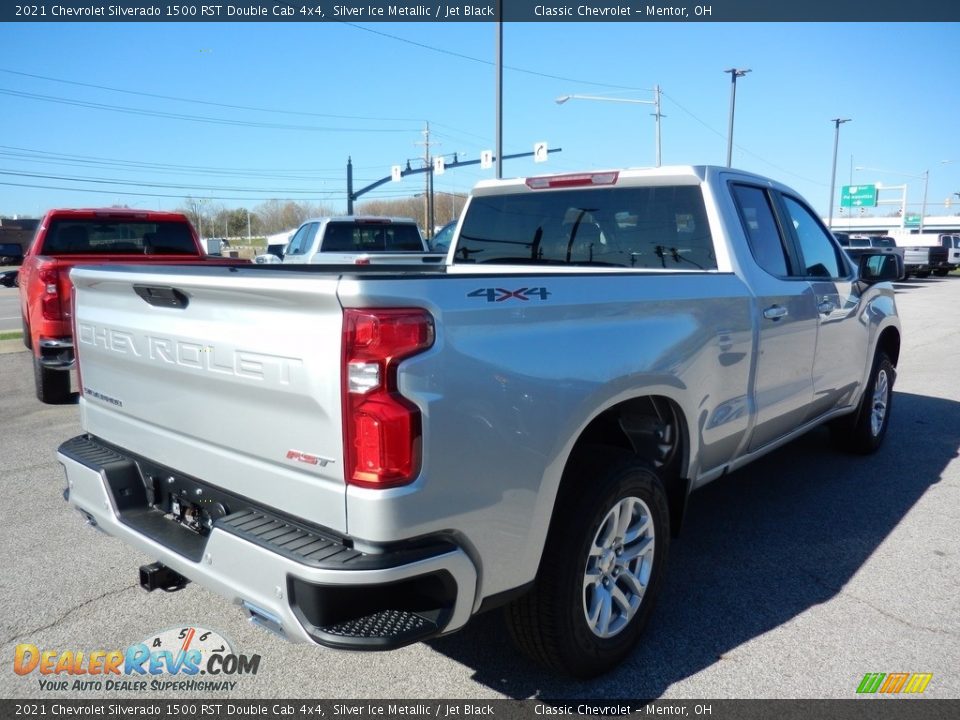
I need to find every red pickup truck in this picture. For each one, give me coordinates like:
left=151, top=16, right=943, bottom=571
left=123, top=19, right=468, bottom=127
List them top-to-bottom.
left=19, top=208, right=247, bottom=403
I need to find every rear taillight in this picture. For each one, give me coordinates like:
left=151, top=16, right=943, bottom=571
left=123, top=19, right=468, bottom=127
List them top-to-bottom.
left=39, top=266, right=62, bottom=321
left=342, top=308, right=434, bottom=488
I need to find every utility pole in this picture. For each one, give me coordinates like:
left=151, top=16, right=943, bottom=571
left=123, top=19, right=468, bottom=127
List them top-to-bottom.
left=495, top=9, right=503, bottom=179
left=653, top=84, right=662, bottom=168
left=827, top=118, right=851, bottom=230
left=415, top=122, right=437, bottom=237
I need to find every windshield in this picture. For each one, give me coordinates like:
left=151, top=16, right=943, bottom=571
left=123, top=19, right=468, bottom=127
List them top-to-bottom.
left=455, top=185, right=716, bottom=270
left=41, top=219, right=196, bottom=255
left=431, top=221, right=457, bottom=252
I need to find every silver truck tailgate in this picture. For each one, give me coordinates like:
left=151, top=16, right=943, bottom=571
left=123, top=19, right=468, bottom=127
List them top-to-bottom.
left=70, top=266, right=348, bottom=532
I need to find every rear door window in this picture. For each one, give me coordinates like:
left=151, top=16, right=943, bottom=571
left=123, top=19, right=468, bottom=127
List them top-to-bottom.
left=731, top=184, right=790, bottom=277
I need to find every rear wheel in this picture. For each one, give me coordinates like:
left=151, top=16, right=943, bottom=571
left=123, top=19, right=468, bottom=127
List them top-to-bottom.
left=933, top=268, right=949, bottom=277
left=831, top=352, right=894, bottom=454
left=34, top=356, right=72, bottom=404
left=505, top=450, right=669, bottom=677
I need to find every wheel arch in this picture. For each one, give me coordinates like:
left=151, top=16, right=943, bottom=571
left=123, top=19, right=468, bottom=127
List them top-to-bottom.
left=876, top=325, right=900, bottom=368
left=557, top=394, right=691, bottom=539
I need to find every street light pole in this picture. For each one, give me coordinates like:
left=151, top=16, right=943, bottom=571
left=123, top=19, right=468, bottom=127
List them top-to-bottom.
left=724, top=68, right=750, bottom=167
left=556, top=90, right=664, bottom=167
left=827, top=118, right=852, bottom=230
left=920, top=169, right=929, bottom=232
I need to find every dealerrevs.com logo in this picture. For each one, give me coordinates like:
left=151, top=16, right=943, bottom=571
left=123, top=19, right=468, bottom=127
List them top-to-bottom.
left=13, top=626, right=261, bottom=693
left=856, top=672, right=933, bottom=695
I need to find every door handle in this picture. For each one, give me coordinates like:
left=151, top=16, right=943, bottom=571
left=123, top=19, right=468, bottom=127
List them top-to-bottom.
left=817, top=299, right=836, bottom=315
left=762, top=305, right=788, bottom=321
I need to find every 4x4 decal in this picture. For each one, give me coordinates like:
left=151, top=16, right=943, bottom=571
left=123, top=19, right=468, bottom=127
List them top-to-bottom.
left=467, top=287, right=552, bottom=303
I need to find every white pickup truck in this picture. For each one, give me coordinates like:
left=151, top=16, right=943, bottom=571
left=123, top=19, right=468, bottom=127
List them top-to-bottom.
left=59, top=166, right=902, bottom=677
left=281, top=215, right=445, bottom=266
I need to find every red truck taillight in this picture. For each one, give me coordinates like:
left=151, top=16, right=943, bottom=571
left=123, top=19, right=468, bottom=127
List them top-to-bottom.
left=39, top=267, right=63, bottom=321
left=341, top=308, right=434, bottom=489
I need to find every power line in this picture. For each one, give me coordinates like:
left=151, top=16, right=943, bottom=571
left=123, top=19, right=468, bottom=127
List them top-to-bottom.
left=343, top=24, right=646, bottom=91
left=0, top=67, right=423, bottom=123
left=0, top=88, right=419, bottom=133
left=660, top=90, right=828, bottom=187
left=0, top=144, right=385, bottom=175
left=0, top=152, right=352, bottom=182
left=0, top=169, right=337, bottom=194
left=0, top=180, right=347, bottom=202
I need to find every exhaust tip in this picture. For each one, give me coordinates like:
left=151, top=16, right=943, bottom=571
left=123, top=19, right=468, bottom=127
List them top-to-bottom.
left=242, top=601, right=287, bottom=639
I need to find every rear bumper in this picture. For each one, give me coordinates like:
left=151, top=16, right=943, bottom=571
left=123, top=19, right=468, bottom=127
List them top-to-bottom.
left=38, top=336, right=74, bottom=369
left=58, top=435, right=477, bottom=650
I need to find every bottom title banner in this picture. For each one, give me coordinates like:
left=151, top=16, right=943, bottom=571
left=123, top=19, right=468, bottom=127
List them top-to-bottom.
left=3, top=700, right=958, bottom=720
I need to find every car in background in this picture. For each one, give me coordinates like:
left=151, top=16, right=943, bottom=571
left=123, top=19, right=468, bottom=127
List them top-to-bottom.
left=19, top=208, right=248, bottom=404
left=282, top=216, right=443, bottom=266
left=430, top=220, right=457, bottom=253
left=892, top=233, right=950, bottom=278
left=937, top=233, right=960, bottom=276
left=834, top=234, right=905, bottom=279
left=0, top=242, right=24, bottom=266
left=0, top=269, right=18, bottom=287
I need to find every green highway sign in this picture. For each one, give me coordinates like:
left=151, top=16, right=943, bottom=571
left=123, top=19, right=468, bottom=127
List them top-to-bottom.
left=840, top=184, right=878, bottom=207
left=904, top=214, right=921, bottom=228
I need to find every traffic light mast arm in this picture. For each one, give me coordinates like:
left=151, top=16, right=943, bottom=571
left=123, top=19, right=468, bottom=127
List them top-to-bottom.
left=346, top=148, right=562, bottom=214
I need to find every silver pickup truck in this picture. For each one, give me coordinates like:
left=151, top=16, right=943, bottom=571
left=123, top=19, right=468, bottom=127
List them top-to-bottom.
left=59, top=166, right=901, bottom=677
left=280, top=215, right=445, bottom=267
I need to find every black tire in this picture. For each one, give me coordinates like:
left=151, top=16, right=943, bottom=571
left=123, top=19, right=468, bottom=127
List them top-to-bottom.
left=933, top=268, right=949, bottom=277
left=830, top=352, right=894, bottom=454
left=34, top=356, right=72, bottom=404
left=505, top=449, right=670, bottom=678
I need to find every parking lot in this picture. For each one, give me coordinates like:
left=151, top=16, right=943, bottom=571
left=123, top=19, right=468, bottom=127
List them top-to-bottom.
left=1, top=277, right=958, bottom=701
left=0, top=286, right=20, bottom=333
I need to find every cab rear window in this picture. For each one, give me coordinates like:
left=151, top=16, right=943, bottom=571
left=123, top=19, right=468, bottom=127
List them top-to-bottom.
left=454, top=185, right=716, bottom=270
left=41, top=220, right=196, bottom=255
left=320, top=222, right=423, bottom=252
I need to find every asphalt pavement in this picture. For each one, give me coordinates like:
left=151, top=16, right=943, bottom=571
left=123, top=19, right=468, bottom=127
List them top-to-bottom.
left=1, top=277, right=958, bottom=700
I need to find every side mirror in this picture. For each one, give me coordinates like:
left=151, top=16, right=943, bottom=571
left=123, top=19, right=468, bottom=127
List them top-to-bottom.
left=858, top=252, right=903, bottom=284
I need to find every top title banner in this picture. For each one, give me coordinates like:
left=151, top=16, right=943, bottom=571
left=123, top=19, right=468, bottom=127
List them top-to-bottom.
left=4, top=1, right=959, bottom=22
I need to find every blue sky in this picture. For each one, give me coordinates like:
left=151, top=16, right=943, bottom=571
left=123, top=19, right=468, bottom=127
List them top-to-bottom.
left=1, top=20, right=958, bottom=220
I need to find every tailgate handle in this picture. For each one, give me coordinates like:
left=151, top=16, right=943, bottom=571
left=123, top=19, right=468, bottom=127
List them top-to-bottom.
left=133, top=285, right=189, bottom=309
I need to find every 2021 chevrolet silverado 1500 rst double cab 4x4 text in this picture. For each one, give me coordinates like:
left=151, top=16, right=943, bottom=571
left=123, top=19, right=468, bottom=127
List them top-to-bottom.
left=58, top=167, right=901, bottom=677
left=19, top=208, right=248, bottom=404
